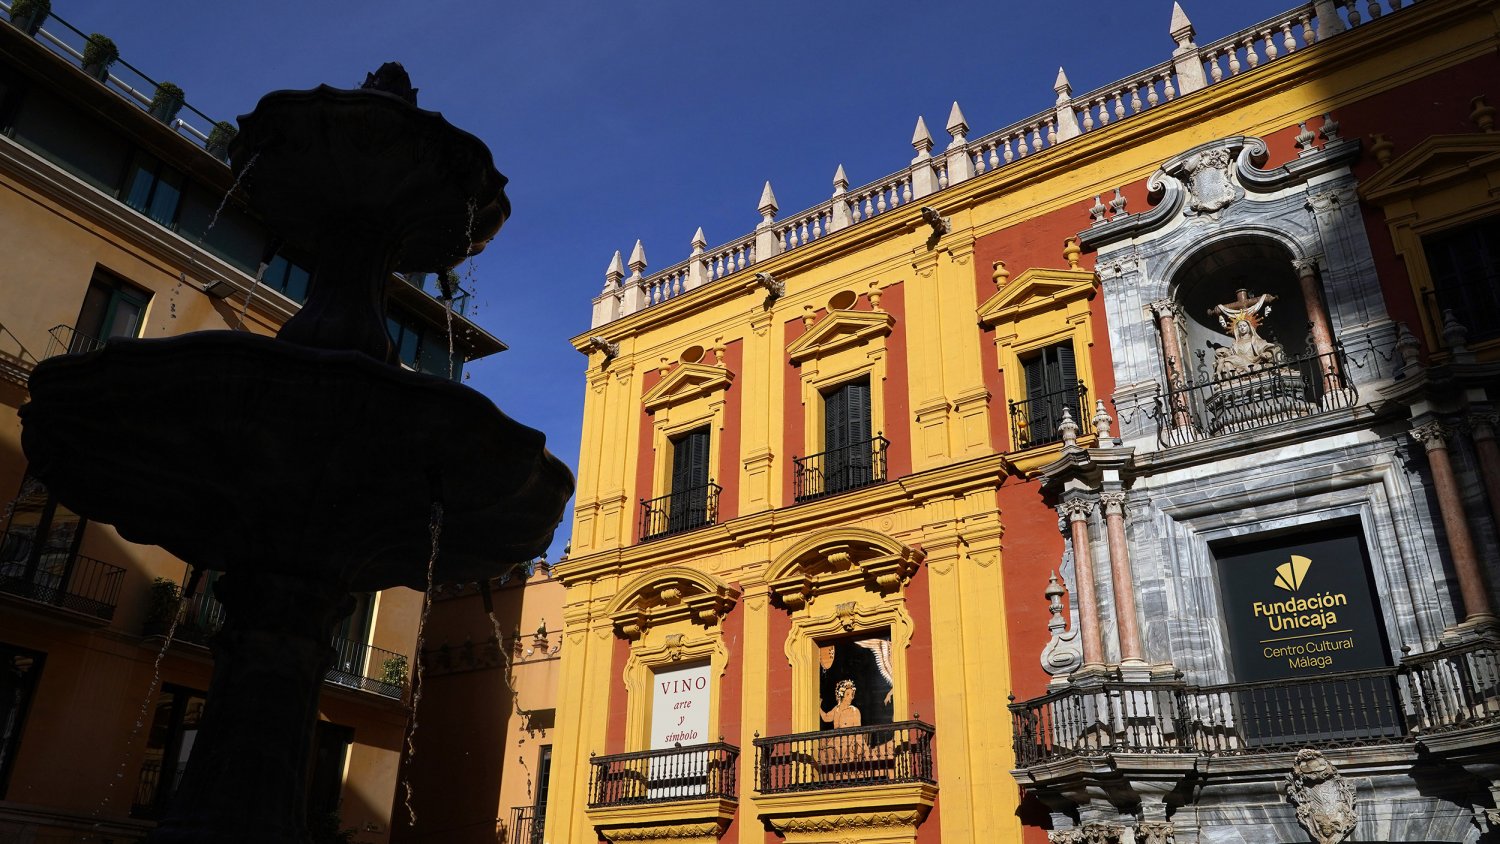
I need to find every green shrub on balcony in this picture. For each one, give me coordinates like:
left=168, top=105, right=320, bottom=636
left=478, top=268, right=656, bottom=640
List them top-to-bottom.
left=7, top=0, right=50, bottom=36
left=80, top=33, right=118, bottom=81
left=150, top=81, right=185, bottom=123
left=144, top=577, right=181, bottom=634
left=379, top=654, right=409, bottom=688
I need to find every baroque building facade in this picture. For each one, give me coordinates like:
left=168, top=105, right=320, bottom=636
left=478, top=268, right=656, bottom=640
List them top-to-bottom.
left=555, top=0, right=1500, bottom=842
left=0, top=8, right=502, bottom=841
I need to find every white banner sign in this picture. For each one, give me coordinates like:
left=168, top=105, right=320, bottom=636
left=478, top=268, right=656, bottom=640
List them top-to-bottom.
left=650, top=663, right=711, bottom=750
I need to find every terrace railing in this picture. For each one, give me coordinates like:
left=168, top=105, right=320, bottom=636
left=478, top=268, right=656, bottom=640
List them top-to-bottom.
left=1156, top=348, right=1356, bottom=447
left=793, top=435, right=889, bottom=502
left=640, top=482, right=721, bottom=541
left=0, top=530, right=125, bottom=620
left=1010, top=641, right=1500, bottom=767
left=754, top=721, right=935, bottom=795
left=588, top=743, right=738, bottom=807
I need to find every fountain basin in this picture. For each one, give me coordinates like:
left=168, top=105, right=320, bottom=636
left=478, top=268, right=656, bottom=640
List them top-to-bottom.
left=20, top=331, right=573, bottom=591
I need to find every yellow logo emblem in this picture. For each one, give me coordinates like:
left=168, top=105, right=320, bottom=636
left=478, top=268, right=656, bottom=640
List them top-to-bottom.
left=1273, top=555, right=1312, bottom=592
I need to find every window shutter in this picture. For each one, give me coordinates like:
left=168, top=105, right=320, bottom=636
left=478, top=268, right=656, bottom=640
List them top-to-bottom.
left=1057, top=343, right=1077, bottom=395
left=1024, top=354, right=1047, bottom=401
left=846, top=379, right=871, bottom=445
left=824, top=385, right=848, bottom=453
left=672, top=427, right=710, bottom=492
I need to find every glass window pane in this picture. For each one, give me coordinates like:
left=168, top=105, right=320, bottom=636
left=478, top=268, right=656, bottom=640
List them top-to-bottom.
left=123, top=164, right=154, bottom=213
left=147, top=178, right=181, bottom=227
left=285, top=264, right=310, bottom=302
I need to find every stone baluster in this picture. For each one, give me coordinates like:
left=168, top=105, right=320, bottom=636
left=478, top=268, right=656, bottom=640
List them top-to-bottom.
left=1053, top=68, right=1081, bottom=142
left=945, top=101, right=975, bottom=185
left=910, top=117, right=937, bottom=199
left=829, top=165, right=851, bottom=232
left=753, top=182, right=780, bottom=262
left=685, top=228, right=708, bottom=291
left=621, top=240, right=649, bottom=315
left=1293, top=257, right=1341, bottom=392
left=1149, top=299, right=1195, bottom=433
left=1467, top=412, right=1500, bottom=543
left=1411, top=420, right=1495, bottom=625
left=1099, top=491, right=1145, bottom=667
left=1058, top=498, right=1105, bottom=669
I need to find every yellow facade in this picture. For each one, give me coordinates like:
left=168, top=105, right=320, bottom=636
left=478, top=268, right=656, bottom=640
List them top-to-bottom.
left=552, top=1, right=1500, bottom=842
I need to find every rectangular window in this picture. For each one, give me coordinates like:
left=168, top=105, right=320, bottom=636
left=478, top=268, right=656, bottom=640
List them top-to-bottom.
left=121, top=151, right=184, bottom=228
left=1424, top=215, right=1500, bottom=344
left=261, top=252, right=311, bottom=303
left=74, top=270, right=150, bottom=351
left=386, top=308, right=462, bottom=381
left=1015, top=342, right=1081, bottom=450
left=820, top=378, right=874, bottom=497
left=666, top=427, right=712, bottom=534
left=0, top=474, right=86, bottom=605
left=0, top=643, right=45, bottom=799
left=131, top=684, right=207, bottom=818
left=305, top=721, right=354, bottom=821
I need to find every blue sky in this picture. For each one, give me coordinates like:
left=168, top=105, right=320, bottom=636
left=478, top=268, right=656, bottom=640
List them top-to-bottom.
left=56, top=0, right=1300, bottom=557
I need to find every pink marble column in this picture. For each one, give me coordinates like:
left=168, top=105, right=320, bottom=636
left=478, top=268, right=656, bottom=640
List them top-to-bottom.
left=1293, top=257, right=1341, bottom=391
left=1149, top=299, right=1194, bottom=432
left=1468, top=412, right=1500, bottom=536
left=1412, top=421, right=1495, bottom=624
left=1100, top=491, right=1145, bottom=665
left=1059, top=499, right=1105, bottom=669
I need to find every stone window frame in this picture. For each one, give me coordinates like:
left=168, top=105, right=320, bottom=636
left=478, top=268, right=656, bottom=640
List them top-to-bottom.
left=786, top=307, right=894, bottom=460
left=639, top=362, right=734, bottom=502
left=765, top=528, right=923, bottom=733
left=606, top=566, right=740, bottom=751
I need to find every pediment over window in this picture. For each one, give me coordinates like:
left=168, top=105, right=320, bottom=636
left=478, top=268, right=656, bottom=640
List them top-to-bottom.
left=1357, top=134, right=1500, bottom=204
left=977, top=267, right=1097, bottom=329
left=785, top=309, right=895, bottom=365
left=640, top=362, right=734, bottom=413
left=767, top=527, right=923, bottom=610
left=608, top=566, right=740, bottom=639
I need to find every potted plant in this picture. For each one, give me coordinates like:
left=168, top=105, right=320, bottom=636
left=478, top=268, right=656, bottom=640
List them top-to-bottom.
left=7, top=0, right=49, bottom=36
left=80, top=33, right=118, bottom=82
left=149, top=81, right=185, bottom=124
left=205, top=121, right=237, bottom=162
left=143, top=577, right=181, bottom=637
left=378, top=654, right=409, bottom=689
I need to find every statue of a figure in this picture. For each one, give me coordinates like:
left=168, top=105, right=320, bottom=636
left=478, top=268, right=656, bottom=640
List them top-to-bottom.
left=1210, top=288, right=1285, bottom=378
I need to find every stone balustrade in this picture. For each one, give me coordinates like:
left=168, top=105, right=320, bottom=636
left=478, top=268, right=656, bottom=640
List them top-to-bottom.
left=589, top=0, right=1427, bottom=328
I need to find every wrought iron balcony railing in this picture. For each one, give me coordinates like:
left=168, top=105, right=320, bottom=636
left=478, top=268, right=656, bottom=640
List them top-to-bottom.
left=43, top=324, right=106, bottom=359
left=1155, top=347, right=1356, bottom=447
left=1009, top=382, right=1088, bottom=451
left=793, top=435, right=889, bottom=502
left=640, top=482, right=721, bottom=541
left=0, top=531, right=126, bottom=620
left=326, top=637, right=409, bottom=700
left=1009, top=642, right=1500, bottom=767
left=754, top=721, right=935, bottom=795
left=588, top=743, right=739, bottom=807
left=508, top=804, right=545, bottom=844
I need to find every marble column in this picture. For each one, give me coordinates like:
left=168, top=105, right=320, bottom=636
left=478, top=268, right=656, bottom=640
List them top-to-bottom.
left=1293, top=257, right=1341, bottom=391
left=1149, top=299, right=1194, bottom=433
left=1468, top=412, right=1500, bottom=536
left=1412, top=420, right=1495, bottom=624
left=1099, top=490, right=1145, bottom=665
left=1059, top=499, right=1105, bottom=669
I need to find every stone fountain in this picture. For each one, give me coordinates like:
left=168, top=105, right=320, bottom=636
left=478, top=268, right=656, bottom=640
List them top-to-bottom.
left=18, top=65, right=574, bottom=843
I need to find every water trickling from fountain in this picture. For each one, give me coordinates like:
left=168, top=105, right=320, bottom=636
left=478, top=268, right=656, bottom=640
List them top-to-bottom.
left=202, top=153, right=258, bottom=242
left=233, top=259, right=272, bottom=332
left=401, top=500, right=442, bottom=825
left=89, top=570, right=188, bottom=838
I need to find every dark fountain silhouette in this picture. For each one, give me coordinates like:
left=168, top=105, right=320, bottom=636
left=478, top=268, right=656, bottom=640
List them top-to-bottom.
left=19, top=65, right=574, bottom=843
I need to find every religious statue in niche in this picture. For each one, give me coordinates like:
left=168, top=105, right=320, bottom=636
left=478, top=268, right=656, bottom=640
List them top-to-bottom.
left=1209, top=288, right=1286, bottom=379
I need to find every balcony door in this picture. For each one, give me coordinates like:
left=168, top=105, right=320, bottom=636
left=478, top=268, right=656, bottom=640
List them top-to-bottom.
left=74, top=271, right=149, bottom=352
left=1020, top=343, right=1078, bottom=448
left=823, top=378, right=872, bottom=495
left=667, top=428, right=711, bottom=534
left=0, top=475, right=84, bottom=602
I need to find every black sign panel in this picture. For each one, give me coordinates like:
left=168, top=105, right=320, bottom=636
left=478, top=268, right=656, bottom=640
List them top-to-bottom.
left=1215, top=525, right=1390, bottom=682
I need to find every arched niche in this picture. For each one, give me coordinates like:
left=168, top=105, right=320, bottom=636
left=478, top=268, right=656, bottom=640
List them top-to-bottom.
left=1169, top=234, right=1308, bottom=371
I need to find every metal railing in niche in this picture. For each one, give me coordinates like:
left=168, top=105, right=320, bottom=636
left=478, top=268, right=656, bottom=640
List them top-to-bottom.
left=1423, top=282, right=1500, bottom=348
left=1155, top=348, right=1356, bottom=447
left=1009, top=382, right=1088, bottom=452
left=793, top=435, right=889, bottom=502
left=640, top=482, right=721, bottom=541
left=0, top=530, right=125, bottom=620
left=1009, top=642, right=1500, bottom=767
left=754, top=721, right=935, bottom=795
left=588, top=743, right=738, bottom=807
left=508, top=805, right=544, bottom=844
